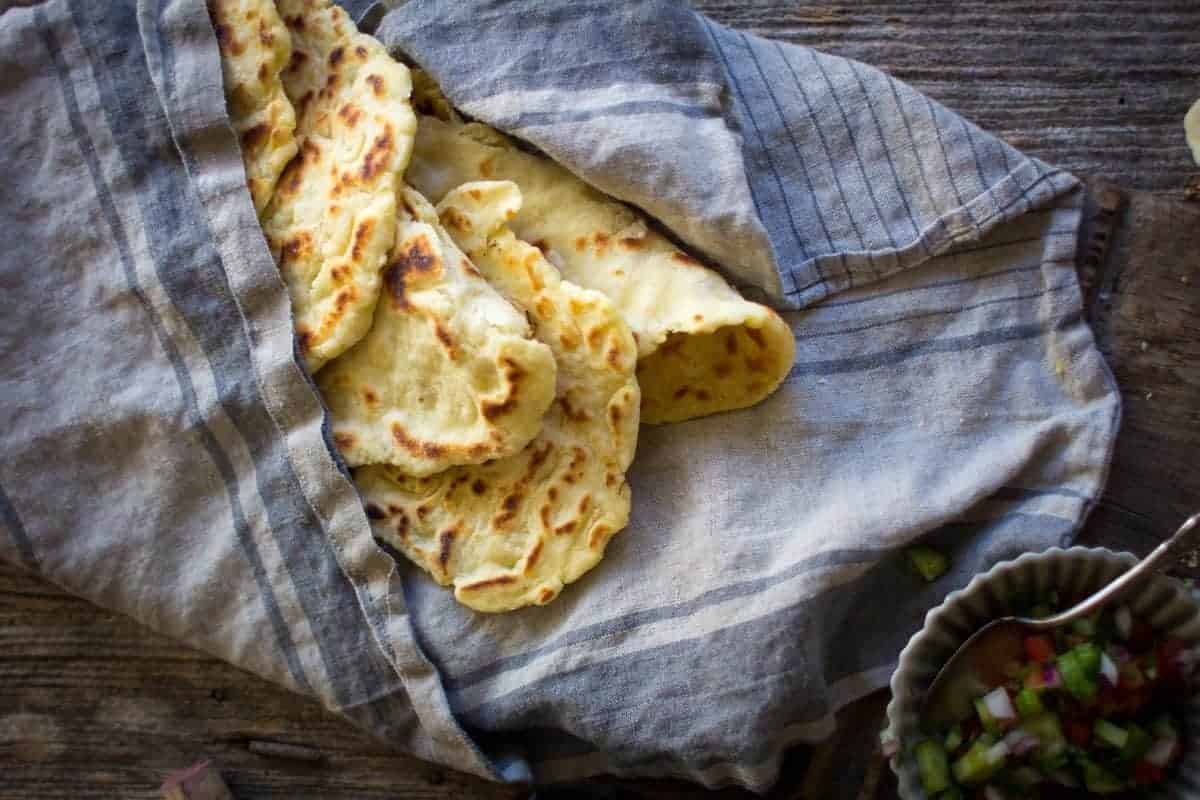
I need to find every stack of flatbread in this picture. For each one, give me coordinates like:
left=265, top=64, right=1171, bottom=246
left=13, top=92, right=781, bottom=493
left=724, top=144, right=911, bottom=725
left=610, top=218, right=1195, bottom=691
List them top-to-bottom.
left=210, top=0, right=795, bottom=612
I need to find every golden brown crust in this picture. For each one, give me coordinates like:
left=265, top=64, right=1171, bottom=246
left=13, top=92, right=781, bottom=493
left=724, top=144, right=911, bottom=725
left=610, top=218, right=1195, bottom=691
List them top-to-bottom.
left=209, top=0, right=297, bottom=215
left=260, top=0, right=417, bottom=372
left=405, top=113, right=796, bottom=423
left=355, top=181, right=640, bottom=613
left=317, top=188, right=557, bottom=476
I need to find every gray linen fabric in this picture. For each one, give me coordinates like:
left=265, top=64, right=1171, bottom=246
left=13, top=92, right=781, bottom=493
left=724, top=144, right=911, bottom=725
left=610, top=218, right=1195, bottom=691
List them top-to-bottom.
left=0, top=0, right=1119, bottom=792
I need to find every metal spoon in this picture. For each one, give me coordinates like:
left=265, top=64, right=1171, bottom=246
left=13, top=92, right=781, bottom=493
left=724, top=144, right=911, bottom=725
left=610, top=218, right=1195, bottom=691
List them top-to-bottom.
left=922, top=511, right=1200, bottom=725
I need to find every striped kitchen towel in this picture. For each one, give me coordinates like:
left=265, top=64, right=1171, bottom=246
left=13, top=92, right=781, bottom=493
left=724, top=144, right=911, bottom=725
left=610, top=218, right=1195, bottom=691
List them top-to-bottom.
left=0, top=0, right=1119, bottom=793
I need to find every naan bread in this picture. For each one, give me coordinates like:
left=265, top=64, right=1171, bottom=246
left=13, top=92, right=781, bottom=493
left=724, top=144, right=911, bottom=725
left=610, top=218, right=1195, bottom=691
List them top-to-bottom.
left=209, top=0, right=297, bottom=214
left=260, top=0, right=416, bottom=371
left=405, top=111, right=795, bottom=424
left=356, top=181, right=640, bottom=612
left=317, top=187, right=556, bottom=475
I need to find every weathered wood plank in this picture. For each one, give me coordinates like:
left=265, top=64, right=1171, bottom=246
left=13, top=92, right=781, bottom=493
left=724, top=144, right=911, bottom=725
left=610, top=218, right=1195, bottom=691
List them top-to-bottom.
left=692, top=0, right=1200, bottom=194
left=4, top=3, right=1199, bottom=800
left=1077, top=184, right=1200, bottom=556
left=0, top=562, right=523, bottom=800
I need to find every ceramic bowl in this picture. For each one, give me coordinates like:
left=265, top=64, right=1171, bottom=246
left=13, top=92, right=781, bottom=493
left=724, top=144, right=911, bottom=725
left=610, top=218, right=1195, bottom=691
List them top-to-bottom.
left=885, top=547, right=1200, bottom=798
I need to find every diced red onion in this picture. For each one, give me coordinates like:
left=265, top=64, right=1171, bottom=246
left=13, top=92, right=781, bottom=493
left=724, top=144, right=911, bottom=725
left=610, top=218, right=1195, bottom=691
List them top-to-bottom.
left=1114, top=606, right=1133, bottom=640
left=1109, top=643, right=1132, bottom=664
left=1176, top=646, right=1200, bottom=677
left=1100, top=652, right=1119, bottom=687
left=1042, top=664, right=1063, bottom=688
left=984, top=687, right=1016, bottom=721
left=878, top=729, right=899, bottom=759
left=1003, top=730, right=1038, bottom=756
left=1015, top=737, right=1038, bottom=757
left=1146, top=737, right=1178, bottom=768
left=985, top=741, right=1010, bottom=765
left=983, top=785, right=1007, bottom=800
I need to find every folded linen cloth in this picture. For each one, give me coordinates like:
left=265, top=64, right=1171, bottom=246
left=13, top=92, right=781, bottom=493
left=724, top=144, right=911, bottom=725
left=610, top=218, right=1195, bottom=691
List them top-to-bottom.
left=0, top=0, right=1119, bottom=792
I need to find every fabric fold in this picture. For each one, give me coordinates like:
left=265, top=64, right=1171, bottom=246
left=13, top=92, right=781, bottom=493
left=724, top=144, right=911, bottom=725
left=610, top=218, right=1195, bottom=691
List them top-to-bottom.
left=0, top=0, right=1119, bottom=793
left=137, top=0, right=493, bottom=777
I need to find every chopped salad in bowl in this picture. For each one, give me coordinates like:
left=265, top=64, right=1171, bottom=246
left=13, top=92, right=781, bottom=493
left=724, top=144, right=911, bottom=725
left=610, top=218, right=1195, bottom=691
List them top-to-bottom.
left=885, top=548, right=1200, bottom=800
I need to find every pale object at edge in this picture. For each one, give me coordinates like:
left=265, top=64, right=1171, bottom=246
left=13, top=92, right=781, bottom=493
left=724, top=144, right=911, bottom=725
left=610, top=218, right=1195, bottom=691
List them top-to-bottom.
left=1186, top=98, right=1200, bottom=166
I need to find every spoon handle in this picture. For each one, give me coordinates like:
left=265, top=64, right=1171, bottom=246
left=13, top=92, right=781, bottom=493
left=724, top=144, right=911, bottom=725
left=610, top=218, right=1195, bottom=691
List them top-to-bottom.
left=1028, top=511, right=1200, bottom=631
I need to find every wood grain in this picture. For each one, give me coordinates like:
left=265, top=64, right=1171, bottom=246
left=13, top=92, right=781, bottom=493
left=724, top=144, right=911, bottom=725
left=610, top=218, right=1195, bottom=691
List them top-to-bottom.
left=693, top=0, right=1200, bottom=195
left=3, top=3, right=1199, bottom=799
left=1078, top=184, right=1200, bottom=556
left=0, top=563, right=523, bottom=800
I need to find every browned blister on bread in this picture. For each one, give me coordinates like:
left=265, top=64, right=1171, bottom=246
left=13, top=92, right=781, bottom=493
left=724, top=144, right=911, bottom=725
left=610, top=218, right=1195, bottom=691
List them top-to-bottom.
left=210, top=0, right=298, bottom=214
left=260, top=0, right=417, bottom=371
left=318, top=187, right=556, bottom=475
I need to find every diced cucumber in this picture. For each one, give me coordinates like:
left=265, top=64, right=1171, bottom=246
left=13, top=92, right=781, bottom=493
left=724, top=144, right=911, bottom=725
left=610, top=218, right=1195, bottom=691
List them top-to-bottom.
left=908, top=546, right=949, bottom=582
left=1071, top=615, right=1099, bottom=637
left=1059, top=643, right=1101, bottom=700
left=1014, top=687, right=1043, bottom=717
left=1021, top=713, right=1067, bottom=761
left=1151, top=716, right=1179, bottom=742
left=1093, top=719, right=1129, bottom=750
left=1121, top=724, right=1152, bottom=763
left=943, top=725, right=963, bottom=753
left=915, top=739, right=953, bottom=795
left=952, top=739, right=1003, bottom=785
left=1038, top=750, right=1070, bottom=771
left=1079, top=757, right=1128, bottom=794
left=1009, top=766, right=1045, bottom=786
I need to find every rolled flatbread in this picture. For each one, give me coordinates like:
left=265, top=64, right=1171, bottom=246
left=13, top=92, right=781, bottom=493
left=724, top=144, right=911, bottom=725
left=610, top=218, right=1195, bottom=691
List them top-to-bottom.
left=405, top=111, right=795, bottom=424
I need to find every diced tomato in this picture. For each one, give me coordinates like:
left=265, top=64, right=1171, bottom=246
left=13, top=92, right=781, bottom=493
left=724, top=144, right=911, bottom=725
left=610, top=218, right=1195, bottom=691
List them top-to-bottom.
left=1128, top=620, right=1156, bottom=653
left=1023, top=634, right=1056, bottom=663
left=1158, top=639, right=1188, bottom=687
left=1119, top=661, right=1146, bottom=690
left=1095, top=683, right=1118, bottom=715
left=1095, top=685, right=1148, bottom=718
left=1120, top=685, right=1151, bottom=716
left=962, top=717, right=983, bottom=741
left=1066, top=719, right=1092, bottom=747
left=1133, top=761, right=1165, bottom=784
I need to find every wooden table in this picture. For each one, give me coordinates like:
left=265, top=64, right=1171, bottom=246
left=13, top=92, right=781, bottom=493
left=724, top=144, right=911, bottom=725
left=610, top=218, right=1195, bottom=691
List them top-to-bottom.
left=3, top=2, right=1198, bottom=798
